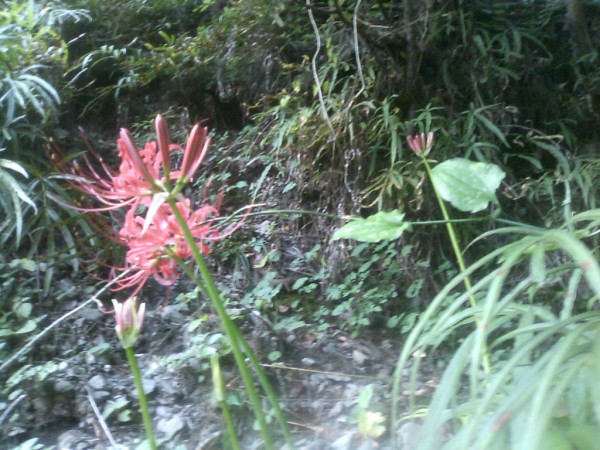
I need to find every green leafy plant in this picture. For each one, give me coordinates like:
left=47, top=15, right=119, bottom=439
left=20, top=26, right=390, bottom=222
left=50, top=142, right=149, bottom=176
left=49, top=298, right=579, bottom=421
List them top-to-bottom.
left=0, top=1, right=87, bottom=151
left=55, top=115, right=294, bottom=449
left=0, top=153, right=36, bottom=246
left=391, top=212, right=600, bottom=449
left=0, top=257, right=41, bottom=341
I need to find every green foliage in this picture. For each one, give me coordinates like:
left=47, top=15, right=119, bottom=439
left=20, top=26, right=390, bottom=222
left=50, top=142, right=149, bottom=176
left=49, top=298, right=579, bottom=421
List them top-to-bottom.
left=0, top=0, right=597, bottom=446
left=0, top=1, right=87, bottom=151
left=0, top=1, right=93, bottom=260
left=0, top=153, right=36, bottom=246
left=431, top=158, right=506, bottom=213
left=332, top=210, right=409, bottom=243
left=390, top=211, right=600, bottom=449
left=0, top=257, right=42, bottom=341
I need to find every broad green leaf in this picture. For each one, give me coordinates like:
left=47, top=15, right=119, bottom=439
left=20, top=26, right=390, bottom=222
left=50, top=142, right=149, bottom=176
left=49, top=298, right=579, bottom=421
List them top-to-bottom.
left=431, top=158, right=505, bottom=213
left=332, top=210, right=409, bottom=243
left=19, top=258, right=37, bottom=271
left=15, top=302, right=32, bottom=319
left=15, top=320, right=36, bottom=335
left=566, top=423, right=600, bottom=450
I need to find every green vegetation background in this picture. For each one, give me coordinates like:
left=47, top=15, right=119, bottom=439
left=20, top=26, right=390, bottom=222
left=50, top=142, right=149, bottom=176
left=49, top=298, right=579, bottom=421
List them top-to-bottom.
left=1, top=0, right=599, bottom=448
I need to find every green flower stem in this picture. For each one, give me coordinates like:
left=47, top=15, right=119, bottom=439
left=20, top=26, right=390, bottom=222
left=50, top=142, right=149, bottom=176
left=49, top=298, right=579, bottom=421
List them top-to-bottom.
left=421, top=156, right=491, bottom=373
left=421, top=157, right=473, bottom=303
left=166, top=196, right=294, bottom=449
left=169, top=251, right=295, bottom=448
left=124, top=345, right=157, bottom=450
left=211, top=354, right=241, bottom=450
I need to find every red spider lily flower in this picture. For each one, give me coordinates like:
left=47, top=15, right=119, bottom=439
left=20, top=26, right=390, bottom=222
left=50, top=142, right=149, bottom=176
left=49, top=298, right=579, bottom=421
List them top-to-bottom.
left=51, top=114, right=248, bottom=296
left=48, top=115, right=186, bottom=212
left=407, top=132, right=434, bottom=155
left=47, top=138, right=139, bottom=212
left=113, top=198, right=247, bottom=295
left=112, top=296, right=146, bottom=348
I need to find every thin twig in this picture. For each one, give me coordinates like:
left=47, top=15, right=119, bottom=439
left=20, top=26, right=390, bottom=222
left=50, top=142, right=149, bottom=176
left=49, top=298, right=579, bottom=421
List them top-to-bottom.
left=306, top=0, right=335, bottom=135
left=352, top=0, right=366, bottom=100
left=0, top=270, right=131, bottom=373
left=261, top=363, right=376, bottom=379
left=85, top=385, right=119, bottom=449
left=0, top=394, right=26, bottom=427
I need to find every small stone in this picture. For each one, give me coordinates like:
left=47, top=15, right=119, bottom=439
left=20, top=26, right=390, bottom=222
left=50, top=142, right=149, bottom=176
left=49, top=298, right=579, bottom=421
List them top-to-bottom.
left=58, top=277, right=74, bottom=291
left=160, top=304, right=189, bottom=322
left=79, top=307, right=103, bottom=321
left=323, top=342, right=338, bottom=354
left=352, top=350, right=368, bottom=365
left=85, top=353, right=96, bottom=366
left=301, top=357, right=316, bottom=366
left=88, top=374, right=106, bottom=390
left=142, top=378, right=156, bottom=395
left=156, top=378, right=178, bottom=396
left=54, top=379, right=75, bottom=393
left=93, top=390, right=110, bottom=402
left=155, top=405, right=170, bottom=417
left=157, top=415, right=185, bottom=440
left=397, top=421, right=423, bottom=449
left=57, top=430, right=87, bottom=450
left=330, top=431, right=354, bottom=450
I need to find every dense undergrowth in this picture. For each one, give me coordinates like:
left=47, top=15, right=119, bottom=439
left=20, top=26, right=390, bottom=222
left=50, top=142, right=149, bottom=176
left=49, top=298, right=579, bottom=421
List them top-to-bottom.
left=1, top=0, right=599, bottom=448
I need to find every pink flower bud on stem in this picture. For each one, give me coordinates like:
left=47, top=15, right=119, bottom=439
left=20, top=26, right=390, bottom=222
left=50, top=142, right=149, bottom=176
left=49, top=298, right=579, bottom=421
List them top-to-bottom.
left=155, top=114, right=171, bottom=178
left=179, top=124, right=210, bottom=184
left=406, top=131, right=435, bottom=155
left=112, top=297, right=146, bottom=349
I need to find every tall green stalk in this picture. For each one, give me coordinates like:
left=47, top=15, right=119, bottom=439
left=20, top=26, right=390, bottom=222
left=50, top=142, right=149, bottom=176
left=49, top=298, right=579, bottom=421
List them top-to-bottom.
left=419, top=155, right=491, bottom=375
left=420, top=156, right=475, bottom=306
left=166, top=195, right=294, bottom=449
left=125, top=346, right=157, bottom=450
left=211, top=353, right=241, bottom=450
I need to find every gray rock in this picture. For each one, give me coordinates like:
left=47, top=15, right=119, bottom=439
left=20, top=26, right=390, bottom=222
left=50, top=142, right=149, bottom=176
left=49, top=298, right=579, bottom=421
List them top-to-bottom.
left=160, top=303, right=189, bottom=322
left=79, top=307, right=104, bottom=321
left=85, top=352, right=96, bottom=366
left=301, top=357, right=316, bottom=366
left=88, top=374, right=106, bottom=390
left=142, top=378, right=156, bottom=395
left=54, top=379, right=75, bottom=393
left=93, top=390, right=110, bottom=401
left=157, top=414, right=185, bottom=440
left=397, top=421, right=423, bottom=449
left=57, top=430, right=88, bottom=450
left=330, top=431, right=354, bottom=450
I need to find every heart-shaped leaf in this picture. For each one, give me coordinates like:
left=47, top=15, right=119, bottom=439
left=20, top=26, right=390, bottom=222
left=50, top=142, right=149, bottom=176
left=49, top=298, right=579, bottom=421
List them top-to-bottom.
left=431, top=158, right=505, bottom=213
left=332, top=210, right=409, bottom=243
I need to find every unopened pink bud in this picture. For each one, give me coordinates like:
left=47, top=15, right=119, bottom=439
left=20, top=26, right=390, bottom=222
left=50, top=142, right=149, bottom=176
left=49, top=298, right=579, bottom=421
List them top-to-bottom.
left=155, top=115, right=171, bottom=175
left=406, top=131, right=434, bottom=155
left=112, top=297, right=146, bottom=348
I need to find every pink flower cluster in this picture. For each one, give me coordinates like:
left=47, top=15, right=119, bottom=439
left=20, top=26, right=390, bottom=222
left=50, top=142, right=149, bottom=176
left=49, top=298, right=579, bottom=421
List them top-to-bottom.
left=53, top=115, right=240, bottom=295
left=118, top=198, right=221, bottom=293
